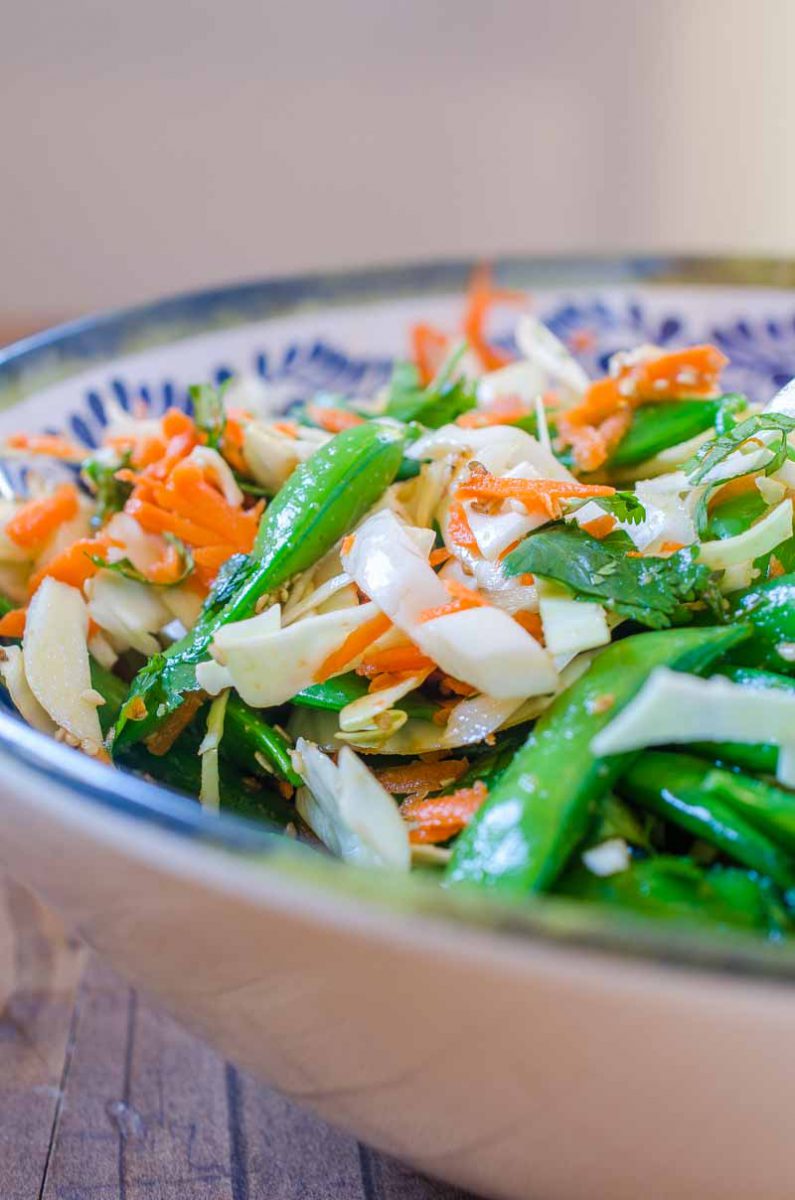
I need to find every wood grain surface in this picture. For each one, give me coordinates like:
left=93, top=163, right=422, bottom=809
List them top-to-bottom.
left=0, top=876, right=472, bottom=1200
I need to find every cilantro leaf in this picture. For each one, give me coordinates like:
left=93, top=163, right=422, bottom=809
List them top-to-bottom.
left=385, top=344, right=477, bottom=428
left=189, top=382, right=228, bottom=449
left=685, top=412, right=795, bottom=486
left=82, top=451, right=133, bottom=528
left=567, top=491, right=647, bottom=525
left=504, top=523, right=722, bottom=629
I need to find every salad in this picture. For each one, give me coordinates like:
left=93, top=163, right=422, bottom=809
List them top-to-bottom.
left=3, top=269, right=795, bottom=941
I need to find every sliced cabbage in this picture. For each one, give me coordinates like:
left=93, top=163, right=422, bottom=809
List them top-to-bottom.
left=515, top=314, right=590, bottom=402
left=478, top=361, right=548, bottom=408
left=766, top=378, right=795, bottom=417
left=243, top=422, right=329, bottom=493
left=406, top=424, right=575, bottom=481
left=699, top=499, right=792, bottom=570
left=34, top=501, right=93, bottom=570
left=343, top=509, right=557, bottom=700
left=104, top=512, right=169, bottom=576
left=85, top=570, right=172, bottom=657
left=281, top=572, right=354, bottom=625
left=23, top=578, right=103, bottom=750
left=537, top=579, right=610, bottom=657
left=160, top=583, right=205, bottom=630
left=200, top=601, right=381, bottom=707
left=0, top=645, right=57, bottom=733
left=338, top=668, right=431, bottom=735
left=591, top=668, right=795, bottom=757
left=199, top=689, right=230, bottom=811
left=294, top=738, right=410, bottom=870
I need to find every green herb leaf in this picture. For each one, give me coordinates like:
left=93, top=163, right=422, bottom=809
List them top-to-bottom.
left=384, top=344, right=478, bottom=429
left=189, top=382, right=228, bottom=449
left=685, top=412, right=795, bottom=486
left=82, top=451, right=133, bottom=528
left=567, top=491, right=647, bottom=525
left=504, top=523, right=722, bottom=629
left=89, top=535, right=194, bottom=587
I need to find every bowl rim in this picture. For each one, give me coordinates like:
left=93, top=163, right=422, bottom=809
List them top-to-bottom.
left=6, top=251, right=795, bottom=985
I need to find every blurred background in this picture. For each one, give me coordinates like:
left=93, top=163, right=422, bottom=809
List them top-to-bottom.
left=2, top=0, right=794, bottom=319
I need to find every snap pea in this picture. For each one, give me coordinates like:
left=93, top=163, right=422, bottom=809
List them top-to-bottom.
left=609, top=397, right=742, bottom=470
left=112, top=422, right=405, bottom=751
left=727, top=573, right=795, bottom=674
left=445, top=624, right=748, bottom=896
left=690, top=665, right=795, bottom=774
left=292, top=671, right=440, bottom=721
left=223, top=695, right=301, bottom=786
left=120, top=735, right=295, bottom=828
left=617, top=752, right=795, bottom=890
left=700, top=767, right=795, bottom=854
left=557, top=856, right=789, bottom=937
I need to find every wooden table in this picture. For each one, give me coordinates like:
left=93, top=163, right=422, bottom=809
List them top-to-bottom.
left=0, top=317, right=472, bottom=1200
left=0, top=876, right=470, bottom=1200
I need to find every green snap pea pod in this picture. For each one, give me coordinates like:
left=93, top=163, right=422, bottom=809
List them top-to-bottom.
left=609, top=397, right=742, bottom=470
left=112, top=422, right=405, bottom=751
left=727, top=573, right=795, bottom=674
left=445, top=624, right=748, bottom=896
left=690, top=666, right=795, bottom=774
left=292, top=671, right=440, bottom=722
left=222, top=695, right=301, bottom=786
left=120, top=736, right=295, bottom=828
left=617, top=752, right=795, bottom=890
left=699, top=767, right=795, bottom=854
left=557, top=856, right=789, bottom=936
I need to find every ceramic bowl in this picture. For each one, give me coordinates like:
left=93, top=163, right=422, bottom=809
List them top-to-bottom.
left=3, top=258, right=795, bottom=1200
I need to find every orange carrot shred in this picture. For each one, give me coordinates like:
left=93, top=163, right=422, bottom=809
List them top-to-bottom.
left=462, top=266, right=526, bottom=373
left=411, top=323, right=450, bottom=387
left=456, top=398, right=533, bottom=429
left=308, top=406, right=364, bottom=434
left=5, top=433, right=84, bottom=460
left=456, top=469, right=614, bottom=519
left=5, top=483, right=79, bottom=550
left=447, top=501, right=479, bottom=553
left=581, top=514, right=617, bottom=539
left=341, top=534, right=356, bottom=557
left=28, top=535, right=110, bottom=594
left=428, top=547, right=451, bottom=567
left=0, top=608, right=27, bottom=638
left=513, top=610, right=544, bottom=640
left=314, top=611, right=392, bottom=682
left=357, top=644, right=435, bottom=677
left=376, top=758, right=469, bottom=795
left=401, top=781, right=488, bottom=844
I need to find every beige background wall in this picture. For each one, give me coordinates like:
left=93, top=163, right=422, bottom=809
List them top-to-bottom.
left=2, top=0, right=794, bottom=313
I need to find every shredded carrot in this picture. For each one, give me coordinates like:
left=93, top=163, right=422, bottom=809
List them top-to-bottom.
left=462, top=266, right=525, bottom=372
left=411, top=323, right=450, bottom=387
left=557, top=344, right=727, bottom=472
left=456, top=398, right=534, bottom=429
left=308, top=406, right=364, bottom=434
left=161, top=408, right=196, bottom=439
left=221, top=415, right=248, bottom=474
left=272, top=420, right=299, bottom=439
left=5, top=433, right=84, bottom=460
left=106, top=433, right=167, bottom=469
left=157, top=461, right=259, bottom=548
left=456, top=468, right=614, bottom=520
left=708, top=474, right=759, bottom=510
left=5, top=484, right=79, bottom=550
left=126, top=498, right=228, bottom=548
left=447, top=500, right=479, bottom=553
left=581, top=513, right=617, bottom=539
left=341, top=534, right=356, bottom=557
left=28, top=535, right=109, bottom=594
left=145, top=540, right=185, bottom=584
left=659, top=541, right=685, bottom=554
left=192, top=544, right=237, bottom=571
left=428, top=547, right=451, bottom=568
left=769, top=555, right=785, bottom=579
left=517, top=572, right=534, bottom=585
left=418, top=578, right=488, bottom=623
left=0, top=608, right=26, bottom=638
left=513, top=610, right=544, bottom=640
left=314, top=611, right=392, bottom=682
left=357, top=644, right=435, bottom=677
left=439, top=675, right=477, bottom=697
left=376, top=758, right=469, bottom=796
left=401, top=781, right=488, bottom=844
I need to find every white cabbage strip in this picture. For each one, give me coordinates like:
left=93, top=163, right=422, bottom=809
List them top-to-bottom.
left=515, top=314, right=590, bottom=402
left=406, top=424, right=575, bottom=482
left=698, top=499, right=792, bottom=570
left=343, top=509, right=557, bottom=700
left=86, top=571, right=172, bottom=657
left=23, top=578, right=103, bottom=750
left=536, top=579, right=610, bottom=657
left=199, top=600, right=382, bottom=707
left=0, top=645, right=56, bottom=733
left=591, top=668, right=795, bottom=760
left=199, top=689, right=230, bottom=811
left=294, top=738, right=410, bottom=870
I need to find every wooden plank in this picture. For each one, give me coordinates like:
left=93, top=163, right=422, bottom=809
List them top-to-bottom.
left=0, top=876, right=86, bottom=1200
left=230, top=1065, right=365, bottom=1199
